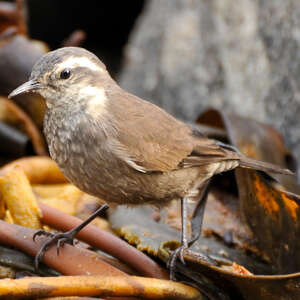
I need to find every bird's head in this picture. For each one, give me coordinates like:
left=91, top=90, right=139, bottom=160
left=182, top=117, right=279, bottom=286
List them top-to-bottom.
left=9, top=47, right=112, bottom=110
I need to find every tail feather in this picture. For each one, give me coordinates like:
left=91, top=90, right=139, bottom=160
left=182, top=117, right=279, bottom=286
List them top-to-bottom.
left=239, top=156, right=294, bottom=176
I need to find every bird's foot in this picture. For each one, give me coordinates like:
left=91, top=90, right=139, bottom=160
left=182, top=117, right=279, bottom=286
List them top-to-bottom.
left=33, top=203, right=109, bottom=271
left=33, top=229, right=77, bottom=271
left=167, top=244, right=187, bottom=281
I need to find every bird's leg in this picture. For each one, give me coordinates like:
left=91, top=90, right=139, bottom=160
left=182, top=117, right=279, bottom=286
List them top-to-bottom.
left=167, top=180, right=211, bottom=280
left=188, top=180, right=217, bottom=266
left=189, top=180, right=210, bottom=247
left=167, top=196, right=189, bottom=280
left=33, top=203, right=109, bottom=271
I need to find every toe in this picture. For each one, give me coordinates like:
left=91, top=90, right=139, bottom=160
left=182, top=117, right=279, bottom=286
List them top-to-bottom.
left=33, top=229, right=53, bottom=241
left=34, top=238, right=55, bottom=271
left=56, top=239, right=63, bottom=255
left=167, top=245, right=187, bottom=280
left=178, top=247, right=186, bottom=265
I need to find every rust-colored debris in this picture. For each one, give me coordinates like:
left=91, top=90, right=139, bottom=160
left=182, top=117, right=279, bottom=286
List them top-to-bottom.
left=0, top=275, right=201, bottom=300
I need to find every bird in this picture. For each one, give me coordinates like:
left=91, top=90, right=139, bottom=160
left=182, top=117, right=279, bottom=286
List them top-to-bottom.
left=9, top=47, right=294, bottom=279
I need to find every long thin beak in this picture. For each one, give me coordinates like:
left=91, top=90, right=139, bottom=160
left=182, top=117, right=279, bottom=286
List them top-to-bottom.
left=8, top=80, right=42, bottom=98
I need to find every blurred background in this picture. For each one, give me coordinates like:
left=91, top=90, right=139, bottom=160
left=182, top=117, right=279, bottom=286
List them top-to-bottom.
left=27, top=0, right=145, bottom=77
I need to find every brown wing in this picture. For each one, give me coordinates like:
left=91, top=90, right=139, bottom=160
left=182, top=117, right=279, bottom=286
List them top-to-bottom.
left=107, top=90, right=236, bottom=172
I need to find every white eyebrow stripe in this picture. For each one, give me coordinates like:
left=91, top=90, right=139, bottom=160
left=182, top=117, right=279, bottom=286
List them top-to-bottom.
left=58, top=56, right=101, bottom=71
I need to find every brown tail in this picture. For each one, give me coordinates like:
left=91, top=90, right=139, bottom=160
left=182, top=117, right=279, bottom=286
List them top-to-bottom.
left=239, top=156, right=294, bottom=176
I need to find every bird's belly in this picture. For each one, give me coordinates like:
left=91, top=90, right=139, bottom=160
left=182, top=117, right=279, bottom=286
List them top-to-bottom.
left=47, top=125, right=206, bottom=206
left=57, top=150, right=204, bottom=206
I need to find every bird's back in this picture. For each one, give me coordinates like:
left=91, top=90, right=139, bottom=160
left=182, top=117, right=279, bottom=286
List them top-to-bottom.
left=106, top=88, right=232, bottom=173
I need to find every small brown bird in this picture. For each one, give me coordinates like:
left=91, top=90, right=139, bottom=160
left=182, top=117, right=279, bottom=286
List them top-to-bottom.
left=9, top=47, right=293, bottom=278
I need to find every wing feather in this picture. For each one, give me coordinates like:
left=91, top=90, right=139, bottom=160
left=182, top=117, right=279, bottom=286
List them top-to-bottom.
left=107, top=90, right=235, bottom=172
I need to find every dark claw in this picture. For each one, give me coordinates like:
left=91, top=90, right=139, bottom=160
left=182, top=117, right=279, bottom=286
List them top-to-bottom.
left=33, top=229, right=53, bottom=242
left=56, top=235, right=74, bottom=255
left=34, top=237, right=56, bottom=271
left=56, top=237, right=64, bottom=255
left=167, top=245, right=187, bottom=280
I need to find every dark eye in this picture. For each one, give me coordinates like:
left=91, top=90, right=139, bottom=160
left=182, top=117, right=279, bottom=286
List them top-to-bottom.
left=60, top=68, right=71, bottom=79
